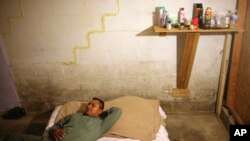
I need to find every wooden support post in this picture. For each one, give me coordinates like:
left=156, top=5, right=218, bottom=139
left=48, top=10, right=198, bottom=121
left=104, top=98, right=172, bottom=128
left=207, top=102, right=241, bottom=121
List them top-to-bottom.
left=226, top=0, right=247, bottom=110
left=177, top=33, right=200, bottom=89
left=216, top=33, right=232, bottom=116
left=226, top=33, right=244, bottom=108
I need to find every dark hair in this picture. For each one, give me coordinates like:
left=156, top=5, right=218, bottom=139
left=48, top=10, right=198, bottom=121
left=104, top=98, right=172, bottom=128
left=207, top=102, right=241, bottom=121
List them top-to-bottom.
left=92, top=97, right=104, bottom=110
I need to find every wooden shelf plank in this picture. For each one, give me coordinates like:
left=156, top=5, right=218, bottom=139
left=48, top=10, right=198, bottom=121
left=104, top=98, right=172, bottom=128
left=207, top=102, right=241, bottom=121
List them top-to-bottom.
left=154, top=25, right=244, bottom=33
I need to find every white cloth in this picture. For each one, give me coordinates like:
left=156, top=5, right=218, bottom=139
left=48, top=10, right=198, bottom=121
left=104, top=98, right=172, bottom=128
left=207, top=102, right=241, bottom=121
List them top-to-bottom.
left=0, top=34, right=21, bottom=110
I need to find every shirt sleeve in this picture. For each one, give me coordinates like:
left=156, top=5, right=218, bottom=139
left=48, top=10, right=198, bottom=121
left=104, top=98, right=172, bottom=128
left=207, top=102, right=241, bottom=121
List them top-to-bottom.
left=101, top=107, right=122, bottom=133
left=48, top=114, right=72, bottom=137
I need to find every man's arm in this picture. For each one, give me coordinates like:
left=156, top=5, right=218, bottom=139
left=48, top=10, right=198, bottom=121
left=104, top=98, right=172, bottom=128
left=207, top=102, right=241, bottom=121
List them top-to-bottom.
left=101, top=107, right=122, bottom=133
left=48, top=114, right=72, bottom=140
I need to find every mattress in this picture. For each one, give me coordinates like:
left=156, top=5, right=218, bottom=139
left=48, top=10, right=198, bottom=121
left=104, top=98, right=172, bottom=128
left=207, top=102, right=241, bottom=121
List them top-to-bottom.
left=44, top=106, right=170, bottom=141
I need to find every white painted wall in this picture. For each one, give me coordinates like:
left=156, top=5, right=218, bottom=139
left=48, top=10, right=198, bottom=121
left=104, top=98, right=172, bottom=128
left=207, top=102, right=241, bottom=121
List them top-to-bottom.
left=0, top=0, right=237, bottom=111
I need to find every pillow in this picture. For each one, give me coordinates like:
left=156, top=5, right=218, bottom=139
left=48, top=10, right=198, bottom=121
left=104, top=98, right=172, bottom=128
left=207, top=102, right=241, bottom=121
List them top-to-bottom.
left=54, top=96, right=162, bottom=141
left=104, top=96, right=162, bottom=141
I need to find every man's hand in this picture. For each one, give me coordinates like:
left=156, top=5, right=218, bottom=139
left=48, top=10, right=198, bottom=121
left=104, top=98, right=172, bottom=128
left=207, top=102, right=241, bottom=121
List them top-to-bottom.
left=50, top=128, right=66, bottom=140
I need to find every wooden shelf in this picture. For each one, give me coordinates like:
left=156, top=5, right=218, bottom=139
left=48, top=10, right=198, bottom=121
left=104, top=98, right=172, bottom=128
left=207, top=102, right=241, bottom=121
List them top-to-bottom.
left=153, top=0, right=247, bottom=119
left=153, top=25, right=245, bottom=105
left=154, top=25, right=244, bottom=33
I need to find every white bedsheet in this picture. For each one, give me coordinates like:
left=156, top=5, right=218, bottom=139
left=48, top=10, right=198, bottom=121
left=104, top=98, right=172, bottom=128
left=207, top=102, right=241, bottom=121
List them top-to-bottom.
left=44, top=106, right=170, bottom=141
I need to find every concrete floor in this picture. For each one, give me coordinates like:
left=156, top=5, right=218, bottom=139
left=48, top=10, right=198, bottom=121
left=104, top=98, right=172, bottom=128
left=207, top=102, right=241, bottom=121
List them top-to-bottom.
left=0, top=109, right=53, bottom=140
left=0, top=110, right=229, bottom=141
left=165, top=113, right=229, bottom=141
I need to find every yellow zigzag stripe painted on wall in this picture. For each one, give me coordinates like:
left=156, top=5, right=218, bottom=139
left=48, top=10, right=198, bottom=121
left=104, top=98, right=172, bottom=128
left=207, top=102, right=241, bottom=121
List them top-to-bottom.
left=2, top=0, right=24, bottom=35
left=2, top=0, right=120, bottom=65
left=63, top=0, right=120, bottom=65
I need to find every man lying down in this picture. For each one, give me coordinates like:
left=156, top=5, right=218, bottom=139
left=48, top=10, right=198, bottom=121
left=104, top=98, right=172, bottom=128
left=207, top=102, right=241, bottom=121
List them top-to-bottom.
left=4, top=97, right=122, bottom=141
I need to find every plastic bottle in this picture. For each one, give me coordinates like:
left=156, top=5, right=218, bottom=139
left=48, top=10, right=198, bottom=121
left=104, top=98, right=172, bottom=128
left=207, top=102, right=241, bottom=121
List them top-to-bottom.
left=158, top=6, right=165, bottom=26
left=179, top=8, right=185, bottom=25
left=161, top=9, right=168, bottom=27
left=225, top=10, right=232, bottom=28
left=230, top=10, right=238, bottom=28
left=192, top=17, right=199, bottom=29
left=167, top=21, right=172, bottom=30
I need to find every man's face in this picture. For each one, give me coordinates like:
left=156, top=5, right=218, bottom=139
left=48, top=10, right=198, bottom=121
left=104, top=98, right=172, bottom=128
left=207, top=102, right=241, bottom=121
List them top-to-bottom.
left=86, top=99, right=103, bottom=117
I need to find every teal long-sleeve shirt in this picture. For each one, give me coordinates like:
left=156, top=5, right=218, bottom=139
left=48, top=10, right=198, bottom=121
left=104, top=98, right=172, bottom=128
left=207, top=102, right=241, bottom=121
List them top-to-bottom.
left=43, top=107, right=122, bottom=141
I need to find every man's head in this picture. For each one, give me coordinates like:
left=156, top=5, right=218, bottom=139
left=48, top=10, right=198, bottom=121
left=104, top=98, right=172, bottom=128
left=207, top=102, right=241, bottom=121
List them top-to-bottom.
left=86, top=97, right=104, bottom=117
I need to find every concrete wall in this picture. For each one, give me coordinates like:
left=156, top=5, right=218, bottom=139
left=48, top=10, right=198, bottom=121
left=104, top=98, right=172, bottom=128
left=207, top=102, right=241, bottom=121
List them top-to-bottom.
left=0, top=0, right=237, bottom=112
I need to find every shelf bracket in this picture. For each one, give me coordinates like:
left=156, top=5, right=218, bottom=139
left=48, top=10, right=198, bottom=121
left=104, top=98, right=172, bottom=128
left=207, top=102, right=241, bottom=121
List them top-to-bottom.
left=177, top=33, right=200, bottom=89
